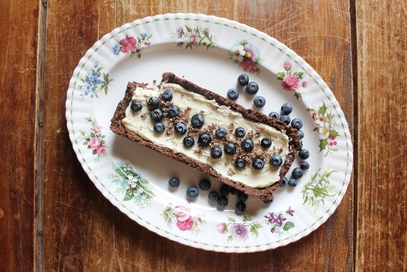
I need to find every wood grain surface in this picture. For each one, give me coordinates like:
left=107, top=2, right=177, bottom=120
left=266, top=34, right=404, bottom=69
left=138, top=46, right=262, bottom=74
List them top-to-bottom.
left=0, top=0, right=405, bottom=271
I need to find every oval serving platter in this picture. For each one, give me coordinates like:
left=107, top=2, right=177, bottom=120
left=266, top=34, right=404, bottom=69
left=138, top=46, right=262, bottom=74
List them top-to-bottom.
left=65, top=13, right=353, bottom=253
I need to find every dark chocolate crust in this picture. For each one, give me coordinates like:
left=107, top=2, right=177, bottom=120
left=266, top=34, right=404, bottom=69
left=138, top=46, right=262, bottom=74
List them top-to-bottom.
left=110, top=72, right=302, bottom=201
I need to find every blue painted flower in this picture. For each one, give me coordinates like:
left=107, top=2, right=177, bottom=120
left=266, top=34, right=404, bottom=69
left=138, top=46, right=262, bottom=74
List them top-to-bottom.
left=140, top=32, right=147, bottom=38
left=112, top=43, right=120, bottom=56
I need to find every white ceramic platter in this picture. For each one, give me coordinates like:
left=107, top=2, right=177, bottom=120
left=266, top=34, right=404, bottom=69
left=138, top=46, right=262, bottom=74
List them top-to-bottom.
left=66, top=13, right=353, bottom=253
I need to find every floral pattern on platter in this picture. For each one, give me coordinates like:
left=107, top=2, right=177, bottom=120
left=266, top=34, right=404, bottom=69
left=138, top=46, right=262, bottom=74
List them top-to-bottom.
left=170, top=26, right=216, bottom=50
left=112, top=33, right=152, bottom=58
left=229, top=41, right=263, bottom=75
left=276, top=61, right=307, bottom=99
left=79, top=62, right=113, bottom=99
left=307, top=102, right=340, bottom=156
left=78, top=117, right=107, bottom=162
left=109, top=162, right=156, bottom=208
left=301, top=168, right=337, bottom=211
left=162, top=204, right=206, bottom=235
left=264, top=207, right=295, bottom=234
left=217, top=215, right=262, bottom=242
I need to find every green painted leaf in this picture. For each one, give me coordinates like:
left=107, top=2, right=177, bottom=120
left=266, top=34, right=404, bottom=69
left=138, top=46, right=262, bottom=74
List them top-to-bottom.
left=185, top=25, right=192, bottom=32
left=276, top=72, right=285, bottom=80
left=294, top=91, right=303, bottom=99
left=318, top=103, right=327, bottom=116
left=329, top=129, right=340, bottom=137
left=319, top=138, right=328, bottom=151
left=123, top=189, right=134, bottom=201
left=243, top=215, right=252, bottom=222
left=283, top=221, right=295, bottom=231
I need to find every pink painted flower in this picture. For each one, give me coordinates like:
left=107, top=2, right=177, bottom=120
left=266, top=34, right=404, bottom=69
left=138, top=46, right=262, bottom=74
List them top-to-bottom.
left=120, top=36, right=137, bottom=53
left=145, top=41, right=151, bottom=46
left=243, top=44, right=258, bottom=62
left=239, top=58, right=258, bottom=74
left=283, top=61, right=292, bottom=71
left=282, top=74, right=301, bottom=91
left=302, top=81, right=307, bottom=88
left=311, top=112, right=317, bottom=120
left=93, top=124, right=101, bottom=133
left=89, top=137, right=101, bottom=150
left=96, top=145, right=106, bottom=155
left=174, top=206, right=191, bottom=222
left=177, top=217, right=194, bottom=231
left=217, top=222, right=227, bottom=234
left=230, top=223, right=249, bottom=241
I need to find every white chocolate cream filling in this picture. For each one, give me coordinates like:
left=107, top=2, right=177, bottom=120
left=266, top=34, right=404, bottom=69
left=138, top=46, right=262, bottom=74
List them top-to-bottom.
left=122, top=83, right=290, bottom=188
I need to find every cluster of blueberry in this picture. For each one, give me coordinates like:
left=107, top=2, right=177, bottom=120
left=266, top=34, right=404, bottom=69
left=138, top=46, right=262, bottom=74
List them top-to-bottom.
left=227, top=73, right=311, bottom=187
left=227, top=74, right=266, bottom=108
left=270, top=102, right=310, bottom=187
left=168, top=177, right=261, bottom=213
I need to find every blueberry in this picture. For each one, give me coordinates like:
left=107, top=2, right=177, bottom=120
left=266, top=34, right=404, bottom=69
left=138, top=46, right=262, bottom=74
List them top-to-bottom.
left=237, top=74, right=249, bottom=86
left=245, top=81, right=259, bottom=94
left=227, top=88, right=239, bottom=100
left=161, top=90, right=173, bottom=101
left=147, top=96, right=160, bottom=110
left=253, top=96, right=266, bottom=108
left=130, top=101, right=142, bottom=112
left=281, top=102, right=293, bottom=115
left=167, top=105, right=180, bottom=118
left=150, top=108, right=164, bottom=121
left=268, top=111, right=280, bottom=119
left=191, top=113, right=205, bottom=128
left=280, top=115, right=291, bottom=125
left=291, top=118, right=303, bottom=129
left=153, top=122, right=165, bottom=134
left=174, top=122, right=187, bottom=135
left=215, top=127, right=227, bottom=139
left=235, top=127, right=246, bottom=138
left=298, top=130, right=305, bottom=139
left=198, top=133, right=212, bottom=147
left=183, top=136, right=195, bottom=148
left=261, top=137, right=272, bottom=148
left=241, top=138, right=254, bottom=152
left=224, top=142, right=237, bottom=156
left=211, top=146, right=223, bottom=159
left=298, top=148, right=310, bottom=159
left=270, top=155, right=283, bottom=167
left=235, top=158, right=246, bottom=169
left=252, top=158, right=265, bottom=170
left=300, top=161, right=310, bottom=170
left=292, top=167, right=303, bottom=179
left=168, top=177, right=180, bottom=188
left=280, top=177, right=288, bottom=187
left=288, top=178, right=298, bottom=187
left=199, top=179, right=211, bottom=191
left=220, top=184, right=231, bottom=196
left=186, top=186, right=199, bottom=198
left=230, top=187, right=240, bottom=195
left=208, top=191, right=219, bottom=203
left=237, top=191, right=249, bottom=202
left=217, top=196, right=228, bottom=207
left=263, top=197, right=274, bottom=205
left=236, top=201, right=246, bottom=213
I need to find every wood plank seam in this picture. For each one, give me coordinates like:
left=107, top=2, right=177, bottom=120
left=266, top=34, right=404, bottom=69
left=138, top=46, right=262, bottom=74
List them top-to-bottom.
left=34, top=2, right=48, bottom=271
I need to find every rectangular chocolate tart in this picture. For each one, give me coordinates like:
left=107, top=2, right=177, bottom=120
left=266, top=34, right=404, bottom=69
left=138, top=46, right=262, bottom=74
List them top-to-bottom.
left=110, top=72, right=302, bottom=201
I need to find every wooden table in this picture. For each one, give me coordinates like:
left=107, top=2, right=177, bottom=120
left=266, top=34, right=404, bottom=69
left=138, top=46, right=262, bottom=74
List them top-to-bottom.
left=1, top=0, right=406, bottom=271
